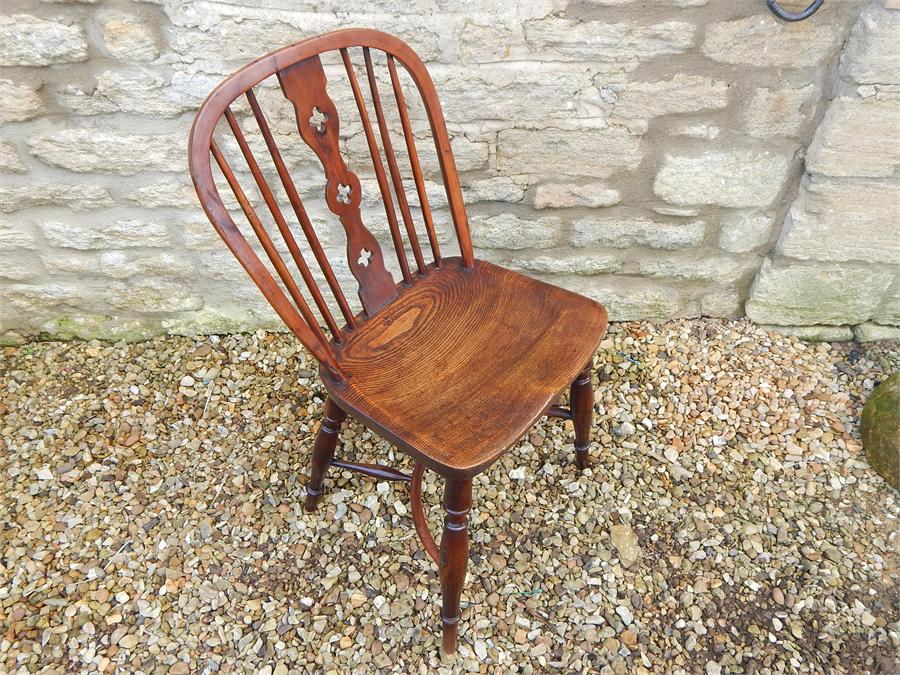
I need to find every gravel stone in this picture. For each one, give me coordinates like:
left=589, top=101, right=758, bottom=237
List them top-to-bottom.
left=0, top=319, right=897, bottom=673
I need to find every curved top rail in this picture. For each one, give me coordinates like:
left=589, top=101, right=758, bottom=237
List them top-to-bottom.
left=187, top=29, right=474, bottom=376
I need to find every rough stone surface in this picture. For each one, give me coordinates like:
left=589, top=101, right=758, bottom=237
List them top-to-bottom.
left=0, top=0, right=895, bottom=340
left=746, top=2, right=900, bottom=336
left=840, top=2, right=900, bottom=85
left=100, top=12, right=161, bottom=61
left=0, top=14, right=89, bottom=66
left=702, top=15, right=839, bottom=67
left=523, top=19, right=695, bottom=67
left=608, top=75, right=729, bottom=133
left=0, top=79, right=44, bottom=123
left=745, top=84, right=818, bottom=140
left=806, top=96, right=900, bottom=178
left=497, top=128, right=642, bottom=178
left=28, top=129, right=183, bottom=175
left=0, top=142, right=26, bottom=174
left=654, top=150, right=792, bottom=208
left=778, top=178, right=900, bottom=265
left=534, top=183, right=621, bottom=209
left=0, top=185, right=114, bottom=213
left=719, top=212, right=773, bottom=254
left=471, top=213, right=559, bottom=250
left=571, top=217, right=705, bottom=250
left=42, top=220, right=172, bottom=250
left=746, top=259, right=893, bottom=326
left=855, top=322, right=900, bottom=342
left=759, top=324, right=855, bottom=342
left=860, top=372, right=900, bottom=490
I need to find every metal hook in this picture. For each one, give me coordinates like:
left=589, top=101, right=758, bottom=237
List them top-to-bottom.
left=767, top=0, right=824, bottom=22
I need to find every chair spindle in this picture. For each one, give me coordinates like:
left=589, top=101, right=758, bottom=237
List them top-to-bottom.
left=340, top=47, right=412, bottom=285
left=363, top=47, right=427, bottom=276
left=386, top=55, right=442, bottom=267
left=245, top=89, right=357, bottom=331
left=223, top=108, right=343, bottom=341
left=210, top=136, right=332, bottom=350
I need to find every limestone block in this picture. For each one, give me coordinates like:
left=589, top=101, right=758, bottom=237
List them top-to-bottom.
left=841, top=2, right=900, bottom=85
left=100, top=12, right=160, bottom=61
left=702, top=14, right=839, bottom=67
left=0, top=15, right=88, bottom=66
left=523, top=19, right=695, bottom=70
left=429, top=63, right=593, bottom=124
left=60, top=71, right=210, bottom=118
left=609, top=75, right=729, bottom=133
left=0, top=79, right=44, bottom=123
left=745, top=84, right=817, bottom=139
left=806, top=96, right=900, bottom=178
left=497, top=128, right=642, bottom=178
left=29, top=129, right=183, bottom=175
left=0, top=141, right=26, bottom=174
left=654, top=149, right=792, bottom=208
left=463, top=176, right=526, bottom=204
left=778, top=177, right=900, bottom=265
left=126, top=179, right=199, bottom=208
left=534, top=183, right=621, bottom=209
left=0, top=185, right=114, bottom=213
left=719, top=212, right=774, bottom=254
left=470, top=213, right=559, bottom=250
left=572, top=216, right=705, bottom=250
left=42, top=219, right=171, bottom=249
left=0, top=222, right=36, bottom=251
left=485, top=250, right=622, bottom=276
left=41, top=251, right=194, bottom=279
left=0, top=253, right=41, bottom=281
left=635, top=253, right=759, bottom=283
left=746, top=258, right=893, bottom=325
left=549, top=275, right=692, bottom=321
left=105, top=279, right=203, bottom=312
left=4, top=282, right=93, bottom=312
left=873, top=284, right=900, bottom=325
left=700, top=289, right=745, bottom=319
left=855, top=323, right=900, bottom=341
left=758, top=324, right=855, bottom=341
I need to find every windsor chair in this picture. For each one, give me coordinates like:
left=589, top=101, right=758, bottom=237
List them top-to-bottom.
left=188, top=28, right=608, bottom=655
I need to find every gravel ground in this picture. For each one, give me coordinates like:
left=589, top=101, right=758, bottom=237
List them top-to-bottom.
left=1, top=319, right=898, bottom=674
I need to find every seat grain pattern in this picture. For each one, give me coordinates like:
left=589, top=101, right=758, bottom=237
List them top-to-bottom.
left=322, top=258, right=608, bottom=478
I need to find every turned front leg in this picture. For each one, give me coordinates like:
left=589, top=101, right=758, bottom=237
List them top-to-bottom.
left=570, top=364, right=594, bottom=470
left=304, top=397, right=347, bottom=512
left=439, top=477, right=472, bottom=655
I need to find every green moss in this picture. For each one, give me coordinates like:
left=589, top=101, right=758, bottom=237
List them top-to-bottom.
left=38, top=315, right=159, bottom=343
left=860, top=372, right=900, bottom=491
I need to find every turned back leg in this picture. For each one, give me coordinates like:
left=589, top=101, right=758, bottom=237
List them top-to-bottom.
left=570, top=363, right=594, bottom=470
left=304, top=397, right=347, bottom=512
left=439, top=477, right=472, bottom=655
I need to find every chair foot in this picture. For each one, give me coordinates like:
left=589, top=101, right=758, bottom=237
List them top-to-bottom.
left=570, top=364, right=594, bottom=470
left=304, top=397, right=346, bottom=512
left=439, top=477, right=472, bottom=655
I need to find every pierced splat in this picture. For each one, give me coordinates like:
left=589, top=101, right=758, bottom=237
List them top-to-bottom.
left=278, top=55, right=397, bottom=316
left=308, top=106, right=327, bottom=133
left=357, top=248, right=372, bottom=267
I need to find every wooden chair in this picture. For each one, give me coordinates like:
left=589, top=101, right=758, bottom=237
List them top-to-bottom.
left=188, top=28, right=608, bottom=655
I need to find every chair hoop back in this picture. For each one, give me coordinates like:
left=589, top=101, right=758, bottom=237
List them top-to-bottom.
left=188, top=29, right=475, bottom=376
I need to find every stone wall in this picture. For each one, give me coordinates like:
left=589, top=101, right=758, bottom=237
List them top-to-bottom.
left=0, top=0, right=897, bottom=344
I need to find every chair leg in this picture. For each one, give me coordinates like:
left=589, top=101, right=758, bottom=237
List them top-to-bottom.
left=570, top=364, right=594, bottom=470
left=304, top=397, right=347, bottom=512
left=439, top=477, right=472, bottom=656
